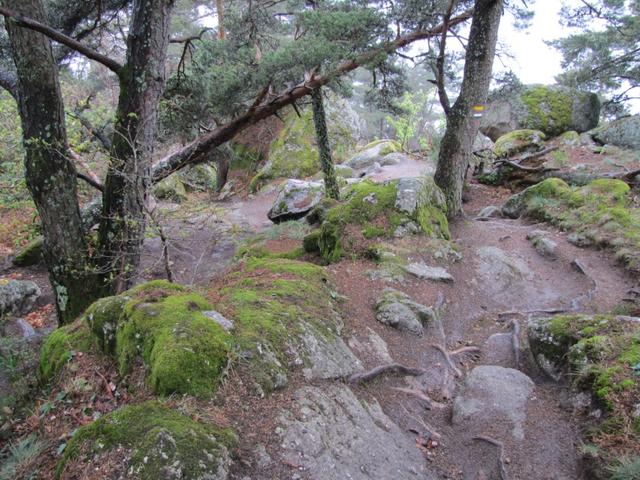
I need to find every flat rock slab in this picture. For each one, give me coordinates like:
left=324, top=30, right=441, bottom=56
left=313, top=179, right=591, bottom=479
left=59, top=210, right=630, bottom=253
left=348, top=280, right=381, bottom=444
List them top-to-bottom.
left=404, top=262, right=454, bottom=282
left=300, top=321, right=363, bottom=380
left=483, top=332, right=517, bottom=368
left=452, top=365, right=534, bottom=440
left=279, top=384, right=433, bottom=480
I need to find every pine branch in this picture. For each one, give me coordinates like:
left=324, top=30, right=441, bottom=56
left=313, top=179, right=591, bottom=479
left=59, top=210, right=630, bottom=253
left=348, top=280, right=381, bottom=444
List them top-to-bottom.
left=0, top=6, right=123, bottom=75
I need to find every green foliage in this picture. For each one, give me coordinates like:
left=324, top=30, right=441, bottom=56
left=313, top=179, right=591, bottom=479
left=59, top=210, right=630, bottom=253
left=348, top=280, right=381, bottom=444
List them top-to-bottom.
left=553, top=0, right=640, bottom=117
left=385, top=91, right=433, bottom=150
left=57, top=401, right=236, bottom=479
left=608, top=457, right=640, bottom=480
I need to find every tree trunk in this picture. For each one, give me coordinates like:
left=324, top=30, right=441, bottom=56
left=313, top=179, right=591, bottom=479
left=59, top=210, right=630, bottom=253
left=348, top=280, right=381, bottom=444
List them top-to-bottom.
left=3, top=0, right=100, bottom=323
left=97, top=0, right=175, bottom=293
left=216, top=0, right=225, bottom=40
left=434, top=0, right=503, bottom=216
left=311, top=88, right=340, bottom=200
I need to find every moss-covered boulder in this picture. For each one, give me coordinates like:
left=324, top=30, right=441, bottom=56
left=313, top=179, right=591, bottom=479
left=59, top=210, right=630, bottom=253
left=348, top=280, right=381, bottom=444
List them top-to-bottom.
left=480, top=84, right=600, bottom=141
left=251, top=99, right=360, bottom=189
left=591, top=114, right=640, bottom=150
left=493, top=129, right=546, bottom=158
left=344, top=139, right=402, bottom=169
left=177, top=163, right=217, bottom=192
left=153, top=175, right=188, bottom=202
left=303, top=177, right=449, bottom=263
left=501, top=178, right=640, bottom=272
left=267, top=179, right=324, bottom=223
left=12, top=237, right=43, bottom=267
left=211, top=257, right=362, bottom=394
left=39, top=280, right=233, bottom=397
left=527, top=314, right=639, bottom=472
left=57, top=401, right=236, bottom=479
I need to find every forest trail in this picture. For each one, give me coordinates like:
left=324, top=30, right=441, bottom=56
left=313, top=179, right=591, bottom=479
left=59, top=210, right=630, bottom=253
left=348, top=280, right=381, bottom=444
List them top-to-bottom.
left=2, top=153, right=637, bottom=479
left=136, top=154, right=635, bottom=479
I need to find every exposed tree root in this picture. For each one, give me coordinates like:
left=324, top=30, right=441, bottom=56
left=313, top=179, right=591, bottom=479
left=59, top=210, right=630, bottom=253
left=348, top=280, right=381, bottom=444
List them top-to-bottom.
left=430, top=343, right=462, bottom=378
left=348, top=363, right=425, bottom=385
left=391, top=387, right=446, bottom=410
left=401, top=404, right=442, bottom=440
left=473, top=436, right=509, bottom=480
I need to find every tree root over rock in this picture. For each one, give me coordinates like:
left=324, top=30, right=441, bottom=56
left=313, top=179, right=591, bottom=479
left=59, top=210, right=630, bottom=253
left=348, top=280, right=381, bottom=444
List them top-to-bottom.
left=429, top=344, right=480, bottom=378
left=347, top=363, right=426, bottom=385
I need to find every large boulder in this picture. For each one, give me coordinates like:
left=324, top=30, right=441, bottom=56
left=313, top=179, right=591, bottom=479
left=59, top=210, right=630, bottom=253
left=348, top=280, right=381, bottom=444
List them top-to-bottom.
left=480, top=84, right=600, bottom=141
left=252, top=96, right=362, bottom=187
left=591, top=115, right=640, bottom=150
left=344, top=139, right=402, bottom=169
left=177, top=163, right=217, bottom=192
left=152, top=175, right=187, bottom=202
left=303, top=177, right=450, bottom=263
left=267, top=179, right=324, bottom=223
left=12, top=237, right=44, bottom=267
left=0, top=279, right=40, bottom=316
left=452, top=365, right=534, bottom=440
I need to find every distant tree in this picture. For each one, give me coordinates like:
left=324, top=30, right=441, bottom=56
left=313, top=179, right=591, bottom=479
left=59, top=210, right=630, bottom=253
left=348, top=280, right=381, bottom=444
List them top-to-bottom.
left=552, top=0, right=640, bottom=117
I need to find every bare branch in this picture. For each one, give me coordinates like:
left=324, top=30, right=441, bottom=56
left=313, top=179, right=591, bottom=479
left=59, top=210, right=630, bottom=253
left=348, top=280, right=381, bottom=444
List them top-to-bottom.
left=435, top=0, right=455, bottom=116
left=0, top=6, right=123, bottom=75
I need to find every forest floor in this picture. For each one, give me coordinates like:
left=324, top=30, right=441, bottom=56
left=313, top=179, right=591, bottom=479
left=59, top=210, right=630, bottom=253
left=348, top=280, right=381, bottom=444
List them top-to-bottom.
left=1, top=144, right=639, bottom=479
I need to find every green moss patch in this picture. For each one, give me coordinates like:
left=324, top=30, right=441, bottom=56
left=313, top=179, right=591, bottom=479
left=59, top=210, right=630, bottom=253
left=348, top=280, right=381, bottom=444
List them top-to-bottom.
left=521, top=86, right=573, bottom=136
left=493, top=129, right=546, bottom=158
left=303, top=178, right=450, bottom=263
left=506, top=178, right=640, bottom=273
left=12, top=237, right=43, bottom=267
left=210, top=257, right=348, bottom=393
left=40, top=280, right=233, bottom=397
left=529, top=313, right=639, bottom=468
left=39, top=319, right=94, bottom=382
left=57, top=401, right=236, bottom=479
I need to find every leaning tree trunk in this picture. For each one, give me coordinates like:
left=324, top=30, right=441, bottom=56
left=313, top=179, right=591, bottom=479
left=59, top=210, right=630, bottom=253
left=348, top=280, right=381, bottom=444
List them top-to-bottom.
left=3, top=0, right=100, bottom=323
left=97, top=0, right=175, bottom=293
left=434, top=0, right=503, bottom=215
left=311, top=88, right=340, bottom=200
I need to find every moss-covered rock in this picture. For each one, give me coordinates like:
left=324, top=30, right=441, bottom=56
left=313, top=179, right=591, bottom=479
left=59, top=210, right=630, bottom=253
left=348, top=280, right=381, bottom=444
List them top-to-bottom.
left=480, top=84, right=600, bottom=141
left=251, top=100, right=360, bottom=188
left=591, top=114, right=640, bottom=150
left=493, top=129, right=546, bottom=158
left=559, top=130, right=581, bottom=147
left=177, top=163, right=217, bottom=192
left=153, top=175, right=188, bottom=203
left=303, top=177, right=449, bottom=263
left=501, top=178, right=640, bottom=273
left=12, top=237, right=43, bottom=267
left=211, top=257, right=361, bottom=393
left=40, top=280, right=233, bottom=397
left=527, top=314, right=639, bottom=471
left=39, top=319, right=93, bottom=382
left=57, top=401, right=236, bottom=480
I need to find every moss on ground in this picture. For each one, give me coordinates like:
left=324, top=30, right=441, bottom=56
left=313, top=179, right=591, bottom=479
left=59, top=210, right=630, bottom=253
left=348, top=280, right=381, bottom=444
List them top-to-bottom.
left=303, top=178, right=449, bottom=263
left=508, top=178, right=640, bottom=273
left=211, top=257, right=341, bottom=393
left=531, top=313, right=640, bottom=471
left=57, top=401, right=236, bottom=479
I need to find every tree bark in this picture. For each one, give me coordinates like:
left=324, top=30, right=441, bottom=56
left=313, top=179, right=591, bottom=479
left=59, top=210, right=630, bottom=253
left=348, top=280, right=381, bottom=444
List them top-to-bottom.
left=2, top=0, right=99, bottom=323
left=97, top=0, right=175, bottom=293
left=434, top=0, right=503, bottom=216
left=311, top=88, right=339, bottom=200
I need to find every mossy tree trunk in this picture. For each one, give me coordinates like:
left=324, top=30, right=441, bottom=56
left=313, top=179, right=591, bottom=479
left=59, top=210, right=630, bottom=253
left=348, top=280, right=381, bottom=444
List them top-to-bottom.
left=3, top=0, right=102, bottom=323
left=97, top=0, right=175, bottom=293
left=434, top=0, right=503, bottom=216
left=311, top=88, right=340, bottom=200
